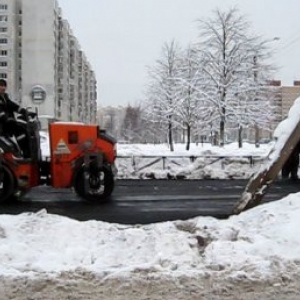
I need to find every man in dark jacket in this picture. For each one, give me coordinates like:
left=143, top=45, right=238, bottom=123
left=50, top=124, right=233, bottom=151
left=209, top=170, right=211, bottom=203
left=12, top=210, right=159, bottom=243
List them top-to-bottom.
left=0, top=78, right=26, bottom=136
left=0, top=79, right=38, bottom=157
left=282, top=140, right=300, bottom=180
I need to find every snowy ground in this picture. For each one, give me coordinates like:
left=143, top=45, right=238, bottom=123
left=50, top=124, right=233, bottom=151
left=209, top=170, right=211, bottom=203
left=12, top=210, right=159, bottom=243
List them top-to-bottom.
left=2, top=137, right=300, bottom=299
left=1, top=194, right=300, bottom=299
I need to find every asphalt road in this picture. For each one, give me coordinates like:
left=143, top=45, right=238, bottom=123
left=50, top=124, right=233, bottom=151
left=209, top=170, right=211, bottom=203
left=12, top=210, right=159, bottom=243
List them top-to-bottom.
left=0, top=179, right=299, bottom=224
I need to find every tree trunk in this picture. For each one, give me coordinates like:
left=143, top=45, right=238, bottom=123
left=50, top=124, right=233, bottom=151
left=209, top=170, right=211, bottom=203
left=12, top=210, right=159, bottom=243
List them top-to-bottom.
left=219, top=105, right=226, bottom=147
left=168, top=118, right=174, bottom=152
left=220, top=118, right=225, bottom=147
left=254, top=123, right=260, bottom=148
left=186, top=124, right=191, bottom=151
left=238, top=125, right=243, bottom=148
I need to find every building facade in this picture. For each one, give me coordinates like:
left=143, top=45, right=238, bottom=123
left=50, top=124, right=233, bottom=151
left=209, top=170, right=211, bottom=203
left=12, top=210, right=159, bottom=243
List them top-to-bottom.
left=0, top=0, right=97, bottom=124
left=255, top=80, right=300, bottom=141
left=269, top=80, right=300, bottom=121
left=281, top=82, right=300, bottom=118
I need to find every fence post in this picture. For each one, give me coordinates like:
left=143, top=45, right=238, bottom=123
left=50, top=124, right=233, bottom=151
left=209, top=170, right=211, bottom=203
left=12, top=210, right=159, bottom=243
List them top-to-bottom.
left=132, top=156, right=135, bottom=171
left=190, top=156, right=196, bottom=162
left=249, top=156, right=253, bottom=167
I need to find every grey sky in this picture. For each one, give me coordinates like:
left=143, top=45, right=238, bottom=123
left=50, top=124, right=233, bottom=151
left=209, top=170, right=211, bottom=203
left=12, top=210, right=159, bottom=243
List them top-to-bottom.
left=58, top=0, right=300, bottom=107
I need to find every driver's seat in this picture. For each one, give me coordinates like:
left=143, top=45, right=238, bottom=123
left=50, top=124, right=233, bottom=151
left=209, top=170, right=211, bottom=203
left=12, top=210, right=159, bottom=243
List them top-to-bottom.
left=0, top=135, right=22, bottom=157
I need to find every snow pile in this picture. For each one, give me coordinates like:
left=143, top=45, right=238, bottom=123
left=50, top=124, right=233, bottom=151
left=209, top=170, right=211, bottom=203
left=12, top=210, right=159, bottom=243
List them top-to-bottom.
left=114, top=142, right=272, bottom=179
left=0, top=194, right=300, bottom=282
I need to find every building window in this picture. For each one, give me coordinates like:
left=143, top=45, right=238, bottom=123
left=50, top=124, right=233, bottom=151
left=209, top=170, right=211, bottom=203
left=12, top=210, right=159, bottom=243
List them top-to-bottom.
left=0, top=5, right=8, bottom=10
left=0, top=16, right=7, bottom=22
left=0, top=27, right=7, bottom=32
left=0, top=38, right=7, bottom=44
left=0, top=50, right=7, bottom=56
left=0, top=61, right=7, bottom=67
left=0, top=73, right=7, bottom=78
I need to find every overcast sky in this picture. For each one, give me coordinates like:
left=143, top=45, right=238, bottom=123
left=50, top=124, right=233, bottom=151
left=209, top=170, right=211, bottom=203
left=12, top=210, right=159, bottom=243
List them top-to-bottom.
left=58, top=0, right=300, bottom=107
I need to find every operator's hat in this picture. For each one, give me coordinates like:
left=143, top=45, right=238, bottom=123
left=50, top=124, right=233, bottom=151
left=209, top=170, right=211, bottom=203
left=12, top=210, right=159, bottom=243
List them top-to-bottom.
left=0, top=79, right=7, bottom=86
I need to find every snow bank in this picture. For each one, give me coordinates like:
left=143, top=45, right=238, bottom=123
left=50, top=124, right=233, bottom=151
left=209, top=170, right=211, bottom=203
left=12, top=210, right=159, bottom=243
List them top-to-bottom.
left=0, top=193, right=300, bottom=282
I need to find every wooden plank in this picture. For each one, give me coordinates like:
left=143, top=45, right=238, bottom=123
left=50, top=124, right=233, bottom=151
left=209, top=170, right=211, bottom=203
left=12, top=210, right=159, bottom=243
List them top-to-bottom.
left=233, top=116, right=300, bottom=214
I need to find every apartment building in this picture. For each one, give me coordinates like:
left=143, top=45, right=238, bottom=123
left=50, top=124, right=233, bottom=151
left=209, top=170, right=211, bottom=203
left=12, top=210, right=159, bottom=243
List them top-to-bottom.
left=0, top=0, right=97, bottom=124
left=253, top=80, right=300, bottom=141
left=269, top=80, right=300, bottom=121
left=281, top=81, right=300, bottom=118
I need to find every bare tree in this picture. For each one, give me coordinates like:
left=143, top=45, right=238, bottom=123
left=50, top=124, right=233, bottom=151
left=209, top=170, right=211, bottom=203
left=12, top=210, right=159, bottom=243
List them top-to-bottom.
left=195, top=7, right=275, bottom=146
left=143, top=8, right=277, bottom=149
left=146, top=40, right=182, bottom=151
left=175, top=46, right=205, bottom=150
left=143, top=95, right=168, bottom=144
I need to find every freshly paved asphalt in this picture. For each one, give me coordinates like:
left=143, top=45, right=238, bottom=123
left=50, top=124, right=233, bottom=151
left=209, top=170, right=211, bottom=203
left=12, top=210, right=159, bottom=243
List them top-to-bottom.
left=0, top=179, right=299, bottom=224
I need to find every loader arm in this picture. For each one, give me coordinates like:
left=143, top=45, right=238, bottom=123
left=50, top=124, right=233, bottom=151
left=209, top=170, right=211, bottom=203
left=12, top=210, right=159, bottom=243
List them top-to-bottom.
left=233, top=98, right=300, bottom=214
